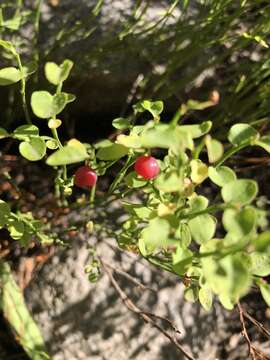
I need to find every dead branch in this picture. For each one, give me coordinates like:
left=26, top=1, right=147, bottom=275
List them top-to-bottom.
left=101, top=259, right=196, bottom=360
left=101, top=260, right=157, bottom=293
left=237, top=302, right=270, bottom=360
left=243, top=309, right=270, bottom=341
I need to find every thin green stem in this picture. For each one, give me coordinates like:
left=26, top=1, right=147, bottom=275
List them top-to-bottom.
left=33, top=0, right=43, bottom=80
left=15, top=54, right=32, bottom=124
left=51, top=80, right=67, bottom=180
left=170, top=104, right=186, bottom=127
left=51, top=128, right=67, bottom=180
left=51, top=128, right=63, bottom=149
left=192, top=137, right=206, bottom=159
left=215, top=141, right=250, bottom=167
left=108, top=155, right=134, bottom=194
left=89, top=184, right=96, bottom=207
left=181, top=203, right=229, bottom=220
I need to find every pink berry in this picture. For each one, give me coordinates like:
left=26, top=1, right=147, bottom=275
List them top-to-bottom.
left=134, top=156, right=160, bottom=180
left=74, top=166, right=97, bottom=188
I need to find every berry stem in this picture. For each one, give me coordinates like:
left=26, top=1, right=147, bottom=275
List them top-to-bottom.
left=51, top=127, right=67, bottom=180
left=108, top=155, right=134, bottom=194
left=89, top=184, right=96, bottom=207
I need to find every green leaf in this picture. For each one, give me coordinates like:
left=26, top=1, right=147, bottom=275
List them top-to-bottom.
left=2, top=16, right=21, bottom=30
left=0, top=40, right=17, bottom=55
left=45, top=59, right=73, bottom=85
left=59, top=59, right=73, bottom=83
left=22, top=61, right=38, bottom=77
left=45, top=62, right=61, bottom=85
left=0, top=67, right=21, bottom=86
left=31, top=91, right=73, bottom=119
left=31, top=91, right=53, bottom=119
left=53, top=92, right=75, bottom=113
left=134, top=100, right=163, bottom=119
left=142, top=100, right=164, bottom=119
left=112, top=117, right=130, bottom=130
left=179, top=121, right=212, bottom=139
left=228, top=123, right=258, bottom=146
left=141, top=124, right=185, bottom=150
left=13, top=125, right=39, bottom=141
left=0, top=127, right=9, bottom=139
left=117, top=134, right=142, bottom=148
left=255, top=135, right=270, bottom=153
left=205, top=136, right=224, bottom=163
left=19, top=138, right=46, bottom=161
left=46, top=139, right=58, bottom=150
left=94, top=139, right=112, bottom=149
left=96, top=143, right=128, bottom=160
left=46, top=144, right=88, bottom=166
left=190, top=159, right=208, bottom=184
left=208, top=166, right=236, bottom=187
left=154, top=171, right=183, bottom=193
left=125, top=172, right=147, bottom=188
left=221, top=179, right=258, bottom=205
left=189, top=195, right=209, bottom=212
left=0, top=200, right=10, bottom=227
left=123, top=203, right=152, bottom=220
left=222, top=207, right=256, bottom=237
left=188, top=214, right=216, bottom=244
left=141, top=217, right=170, bottom=251
left=7, top=219, right=24, bottom=240
left=176, top=223, right=191, bottom=248
left=252, top=231, right=270, bottom=252
left=172, top=247, right=193, bottom=275
left=250, top=252, right=270, bottom=276
left=202, top=253, right=251, bottom=301
left=0, top=262, right=51, bottom=360
left=259, top=282, right=270, bottom=307
left=184, top=286, right=199, bottom=303
left=199, top=287, right=213, bottom=311
left=219, top=294, right=234, bottom=310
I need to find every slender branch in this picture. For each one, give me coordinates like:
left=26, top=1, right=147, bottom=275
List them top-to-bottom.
left=15, top=54, right=32, bottom=125
left=215, top=142, right=250, bottom=167
left=108, top=155, right=134, bottom=194
left=101, top=259, right=196, bottom=360
left=102, top=260, right=157, bottom=293
left=237, top=302, right=270, bottom=360
left=238, top=302, right=257, bottom=360
left=242, top=309, right=270, bottom=341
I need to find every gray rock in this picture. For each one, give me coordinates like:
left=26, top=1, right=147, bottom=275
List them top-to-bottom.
left=24, top=203, right=270, bottom=360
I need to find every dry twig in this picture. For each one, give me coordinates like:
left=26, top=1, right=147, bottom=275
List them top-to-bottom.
left=101, top=258, right=195, bottom=360
left=101, top=260, right=157, bottom=293
left=237, top=302, right=270, bottom=360
left=243, top=309, right=270, bottom=341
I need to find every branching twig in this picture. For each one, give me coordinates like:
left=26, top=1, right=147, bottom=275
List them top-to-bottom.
left=101, top=259, right=196, bottom=360
left=101, top=260, right=157, bottom=293
left=237, top=302, right=270, bottom=360
left=238, top=302, right=257, bottom=360
left=243, top=309, right=270, bottom=341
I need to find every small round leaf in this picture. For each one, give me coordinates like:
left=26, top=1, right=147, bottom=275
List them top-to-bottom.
left=0, top=67, right=22, bottom=86
left=228, top=123, right=258, bottom=146
left=19, top=138, right=46, bottom=161
left=208, top=166, right=236, bottom=187
left=221, top=179, right=258, bottom=205
left=0, top=200, right=11, bottom=227
left=222, top=207, right=256, bottom=237
left=188, top=214, right=216, bottom=244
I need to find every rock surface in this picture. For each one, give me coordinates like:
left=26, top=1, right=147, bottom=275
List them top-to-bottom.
left=24, top=204, right=270, bottom=360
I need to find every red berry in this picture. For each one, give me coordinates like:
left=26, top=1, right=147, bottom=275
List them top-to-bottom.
left=134, top=156, right=160, bottom=180
left=74, top=166, right=97, bottom=188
